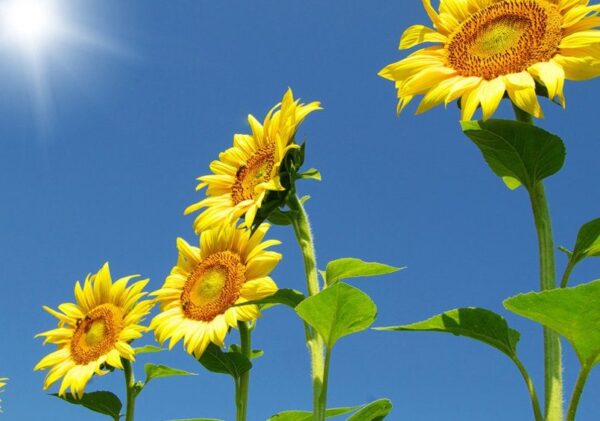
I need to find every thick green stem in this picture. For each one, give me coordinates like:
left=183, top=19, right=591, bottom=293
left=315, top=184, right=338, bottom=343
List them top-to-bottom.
left=514, top=104, right=563, bottom=421
left=528, top=180, right=564, bottom=421
left=288, top=194, right=326, bottom=421
left=560, top=260, right=576, bottom=289
left=235, top=321, right=252, bottom=421
left=317, top=348, right=332, bottom=420
left=514, top=357, right=544, bottom=421
left=122, top=358, right=136, bottom=421
left=566, top=365, right=592, bottom=421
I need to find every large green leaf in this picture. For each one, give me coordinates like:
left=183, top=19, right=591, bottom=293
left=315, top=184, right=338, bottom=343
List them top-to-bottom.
left=461, top=119, right=565, bottom=190
left=570, top=218, right=600, bottom=264
left=324, top=258, right=403, bottom=286
left=504, top=280, right=600, bottom=366
left=295, top=283, right=377, bottom=350
left=234, top=289, right=305, bottom=309
left=376, top=307, right=520, bottom=358
left=198, top=343, right=252, bottom=379
left=144, top=364, right=195, bottom=385
left=53, top=391, right=122, bottom=421
left=347, top=399, right=393, bottom=421
left=267, top=406, right=358, bottom=421
left=170, top=419, right=224, bottom=421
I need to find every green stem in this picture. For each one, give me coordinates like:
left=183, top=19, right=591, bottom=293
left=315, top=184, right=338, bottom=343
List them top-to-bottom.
left=513, top=104, right=563, bottom=421
left=288, top=194, right=326, bottom=421
left=560, top=260, right=576, bottom=289
left=235, top=321, right=252, bottom=421
left=317, top=348, right=332, bottom=420
left=513, top=357, right=544, bottom=421
left=122, top=358, right=136, bottom=421
left=566, top=364, right=592, bottom=421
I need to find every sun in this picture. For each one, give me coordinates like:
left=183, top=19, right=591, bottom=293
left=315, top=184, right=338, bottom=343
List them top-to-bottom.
left=1, top=0, right=61, bottom=51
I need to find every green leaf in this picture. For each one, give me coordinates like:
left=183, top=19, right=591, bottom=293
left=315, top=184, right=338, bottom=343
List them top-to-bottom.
left=461, top=119, right=565, bottom=190
left=296, top=168, right=322, bottom=181
left=267, top=209, right=292, bottom=226
left=570, top=218, right=600, bottom=264
left=325, top=258, right=403, bottom=286
left=504, top=280, right=600, bottom=366
left=296, top=283, right=377, bottom=349
left=234, top=289, right=306, bottom=309
left=375, top=307, right=520, bottom=358
left=198, top=343, right=252, bottom=379
left=229, top=344, right=264, bottom=360
left=134, top=345, right=164, bottom=355
left=144, top=364, right=195, bottom=385
left=52, top=391, right=122, bottom=421
left=347, top=399, right=393, bottom=421
left=267, top=406, right=359, bottom=421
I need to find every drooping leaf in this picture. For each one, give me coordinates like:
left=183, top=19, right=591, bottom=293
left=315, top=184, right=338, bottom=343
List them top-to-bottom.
left=461, top=119, right=565, bottom=191
left=267, top=209, right=293, bottom=226
left=570, top=218, right=600, bottom=264
left=324, top=258, right=403, bottom=286
left=504, top=280, right=600, bottom=366
left=296, top=283, right=377, bottom=349
left=234, top=289, right=306, bottom=309
left=375, top=307, right=520, bottom=358
left=198, top=343, right=252, bottom=379
left=229, top=344, right=264, bottom=360
left=134, top=345, right=164, bottom=355
left=144, top=364, right=195, bottom=385
left=53, top=391, right=122, bottom=421
left=347, top=399, right=393, bottom=421
left=267, top=406, right=359, bottom=421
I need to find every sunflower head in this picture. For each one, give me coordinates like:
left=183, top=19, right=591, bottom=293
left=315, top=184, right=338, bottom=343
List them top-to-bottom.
left=379, top=0, right=600, bottom=120
left=185, top=88, right=321, bottom=233
left=150, top=223, right=281, bottom=358
left=34, top=263, right=154, bottom=398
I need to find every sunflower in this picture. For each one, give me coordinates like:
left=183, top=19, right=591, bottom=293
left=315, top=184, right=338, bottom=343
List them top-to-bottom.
left=379, top=0, right=600, bottom=120
left=185, top=88, right=321, bottom=233
left=150, top=223, right=281, bottom=358
left=35, top=263, right=154, bottom=398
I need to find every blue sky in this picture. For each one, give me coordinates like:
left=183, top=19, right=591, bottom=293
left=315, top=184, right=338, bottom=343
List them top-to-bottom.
left=1, top=1, right=600, bottom=420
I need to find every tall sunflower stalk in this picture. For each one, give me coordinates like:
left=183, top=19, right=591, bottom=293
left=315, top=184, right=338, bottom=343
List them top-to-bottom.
left=379, top=0, right=600, bottom=420
left=185, top=89, right=400, bottom=420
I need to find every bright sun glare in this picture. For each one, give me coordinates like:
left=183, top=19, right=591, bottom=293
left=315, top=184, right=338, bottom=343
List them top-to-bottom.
left=1, top=0, right=60, bottom=50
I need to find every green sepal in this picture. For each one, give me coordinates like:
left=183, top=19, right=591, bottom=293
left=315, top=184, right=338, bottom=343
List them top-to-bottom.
left=461, top=119, right=565, bottom=191
left=295, top=168, right=322, bottom=181
left=324, top=257, right=403, bottom=286
left=504, top=280, right=600, bottom=367
left=296, top=282, right=377, bottom=350
left=376, top=307, right=520, bottom=358
left=198, top=343, right=252, bottom=379
left=134, top=345, right=164, bottom=355
left=52, top=391, right=122, bottom=421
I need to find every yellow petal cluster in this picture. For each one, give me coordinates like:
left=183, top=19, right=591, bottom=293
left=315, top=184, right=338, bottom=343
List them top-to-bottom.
left=380, top=0, right=600, bottom=120
left=185, top=88, right=320, bottom=232
left=150, top=223, right=281, bottom=357
left=35, top=263, right=154, bottom=398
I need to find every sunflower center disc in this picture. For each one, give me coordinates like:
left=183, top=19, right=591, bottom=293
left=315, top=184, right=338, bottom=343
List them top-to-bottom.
left=447, top=0, right=562, bottom=79
left=232, top=144, right=275, bottom=204
left=181, top=251, right=246, bottom=321
left=71, top=304, right=124, bottom=364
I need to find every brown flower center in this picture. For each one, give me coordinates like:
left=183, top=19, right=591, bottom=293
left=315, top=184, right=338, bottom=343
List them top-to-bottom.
left=447, top=0, right=562, bottom=79
left=231, top=144, right=275, bottom=204
left=181, top=251, right=246, bottom=321
left=70, top=304, right=124, bottom=364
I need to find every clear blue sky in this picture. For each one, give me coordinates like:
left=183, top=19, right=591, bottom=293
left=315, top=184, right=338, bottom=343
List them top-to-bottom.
left=1, top=1, right=600, bottom=420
